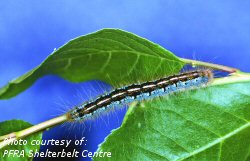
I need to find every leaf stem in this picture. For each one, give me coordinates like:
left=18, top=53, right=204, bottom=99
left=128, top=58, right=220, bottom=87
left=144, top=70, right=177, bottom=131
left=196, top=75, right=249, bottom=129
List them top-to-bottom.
left=181, top=58, right=238, bottom=73
left=0, top=115, right=68, bottom=149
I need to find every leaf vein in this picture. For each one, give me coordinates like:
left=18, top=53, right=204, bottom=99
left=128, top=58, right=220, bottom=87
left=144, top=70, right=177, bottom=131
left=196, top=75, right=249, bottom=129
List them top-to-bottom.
left=151, top=106, right=221, bottom=137
left=178, top=123, right=250, bottom=161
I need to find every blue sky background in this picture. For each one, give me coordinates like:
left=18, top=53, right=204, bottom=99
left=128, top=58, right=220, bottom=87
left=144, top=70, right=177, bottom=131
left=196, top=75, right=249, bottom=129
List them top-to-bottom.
left=0, top=1, right=250, bottom=161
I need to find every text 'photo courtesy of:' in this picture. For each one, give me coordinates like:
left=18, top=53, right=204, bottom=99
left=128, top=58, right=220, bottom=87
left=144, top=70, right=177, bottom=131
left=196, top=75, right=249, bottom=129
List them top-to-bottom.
left=0, top=1, right=249, bottom=161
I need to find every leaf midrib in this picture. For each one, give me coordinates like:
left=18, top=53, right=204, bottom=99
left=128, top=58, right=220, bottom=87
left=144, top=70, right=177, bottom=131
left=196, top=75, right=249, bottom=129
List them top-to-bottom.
left=46, top=49, right=180, bottom=65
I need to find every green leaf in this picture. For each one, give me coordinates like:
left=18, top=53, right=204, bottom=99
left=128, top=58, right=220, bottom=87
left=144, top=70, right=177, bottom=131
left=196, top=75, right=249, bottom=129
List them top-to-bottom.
left=0, top=29, right=184, bottom=100
left=95, top=82, right=250, bottom=161
left=0, top=120, right=42, bottom=161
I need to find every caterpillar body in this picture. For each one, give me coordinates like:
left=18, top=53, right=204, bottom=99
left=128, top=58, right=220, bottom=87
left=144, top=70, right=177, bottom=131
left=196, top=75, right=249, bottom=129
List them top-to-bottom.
left=68, top=69, right=213, bottom=121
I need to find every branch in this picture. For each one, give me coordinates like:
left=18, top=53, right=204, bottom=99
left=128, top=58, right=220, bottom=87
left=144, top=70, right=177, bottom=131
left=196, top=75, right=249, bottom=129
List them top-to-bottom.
left=0, top=59, right=249, bottom=149
left=211, top=72, right=250, bottom=86
left=0, top=115, right=68, bottom=149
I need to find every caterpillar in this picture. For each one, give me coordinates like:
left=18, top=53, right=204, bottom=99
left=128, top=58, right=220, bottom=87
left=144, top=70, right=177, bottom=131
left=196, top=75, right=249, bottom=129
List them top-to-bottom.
left=67, top=69, right=213, bottom=121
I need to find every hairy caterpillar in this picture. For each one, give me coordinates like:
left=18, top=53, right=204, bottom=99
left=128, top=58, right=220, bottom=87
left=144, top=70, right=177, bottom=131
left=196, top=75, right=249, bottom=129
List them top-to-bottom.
left=67, top=69, right=213, bottom=121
